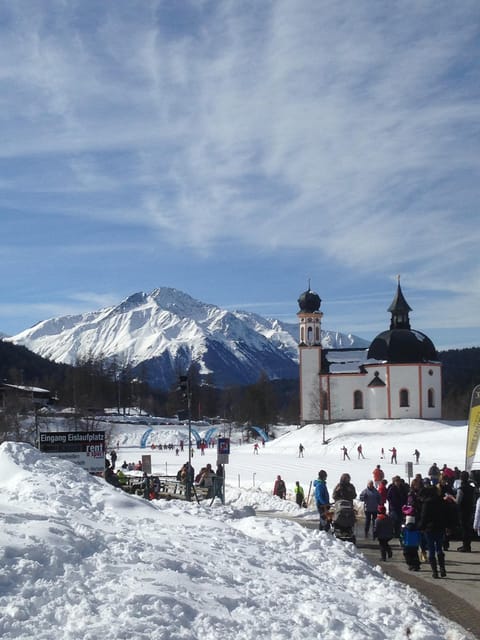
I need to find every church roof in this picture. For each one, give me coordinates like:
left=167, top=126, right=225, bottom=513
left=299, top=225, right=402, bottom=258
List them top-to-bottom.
left=366, top=279, right=439, bottom=364
left=367, top=328, right=438, bottom=363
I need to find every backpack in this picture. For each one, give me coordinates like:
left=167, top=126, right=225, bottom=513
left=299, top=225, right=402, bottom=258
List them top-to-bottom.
left=334, top=500, right=355, bottom=529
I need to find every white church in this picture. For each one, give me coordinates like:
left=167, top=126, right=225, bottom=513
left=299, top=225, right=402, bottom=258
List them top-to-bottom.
left=298, top=280, right=442, bottom=424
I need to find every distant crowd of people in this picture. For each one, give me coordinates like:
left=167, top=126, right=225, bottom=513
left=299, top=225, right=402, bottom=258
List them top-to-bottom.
left=339, top=444, right=421, bottom=464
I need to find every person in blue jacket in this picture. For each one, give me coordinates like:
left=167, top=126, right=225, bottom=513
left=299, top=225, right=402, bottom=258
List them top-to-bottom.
left=314, top=470, right=330, bottom=531
left=359, top=480, right=381, bottom=538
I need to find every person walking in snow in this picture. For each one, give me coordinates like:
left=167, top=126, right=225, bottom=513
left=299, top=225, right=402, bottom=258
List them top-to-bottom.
left=253, top=442, right=259, bottom=455
left=298, top=443, right=305, bottom=458
left=357, top=444, right=365, bottom=459
left=341, top=445, right=350, bottom=461
left=389, top=447, right=397, bottom=464
left=110, top=449, right=117, bottom=470
left=413, top=449, right=420, bottom=464
left=428, top=463, right=440, bottom=485
left=373, top=464, right=385, bottom=488
left=314, top=470, right=330, bottom=531
left=456, top=470, right=476, bottom=552
left=332, top=473, right=357, bottom=502
left=273, top=475, right=287, bottom=499
left=387, top=475, right=408, bottom=537
left=378, top=478, right=388, bottom=506
left=359, top=480, right=381, bottom=538
left=294, top=481, right=305, bottom=508
left=417, top=484, right=448, bottom=578
left=474, top=495, right=480, bottom=538
left=374, top=505, right=394, bottom=561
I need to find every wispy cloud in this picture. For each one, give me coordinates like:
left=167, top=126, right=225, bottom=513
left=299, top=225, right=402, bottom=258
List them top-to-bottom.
left=0, top=1, right=479, bottom=343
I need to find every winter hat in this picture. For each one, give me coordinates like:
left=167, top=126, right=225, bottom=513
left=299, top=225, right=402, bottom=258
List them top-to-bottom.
left=378, top=505, right=386, bottom=514
left=402, top=505, right=414, bottom=516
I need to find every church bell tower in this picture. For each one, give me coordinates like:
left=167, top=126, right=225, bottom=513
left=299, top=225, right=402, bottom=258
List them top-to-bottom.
left=297, top=284, right=323, bottom=424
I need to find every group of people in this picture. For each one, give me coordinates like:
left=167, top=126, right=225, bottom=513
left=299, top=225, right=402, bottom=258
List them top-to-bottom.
left=150, top=442, right=184, bottom=452
left=340, top=445, right=402, bottom=464
left=176, top=461, right=225, bottom=500
left=300, top=461, right=480, bottom=579
left=358, top=463, right=480, bottom=577
left=311, top=470, right=357, bottom=531
left=272, top=476, right=308, bottom=508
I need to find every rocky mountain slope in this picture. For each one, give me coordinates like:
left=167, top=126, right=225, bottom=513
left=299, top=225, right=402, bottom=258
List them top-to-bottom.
left=6, top=287, right=369, bottom=389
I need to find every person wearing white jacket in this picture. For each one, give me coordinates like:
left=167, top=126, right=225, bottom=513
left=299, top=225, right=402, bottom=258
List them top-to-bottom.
left=474, top=496, right=480, bottom=536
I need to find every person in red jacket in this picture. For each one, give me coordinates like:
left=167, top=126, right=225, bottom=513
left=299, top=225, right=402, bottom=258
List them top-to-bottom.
left=373, top=465, right=385, bottom=488
left=273, top=475, right=286, bottom=499
left=378, top=479, right=388, bottom=505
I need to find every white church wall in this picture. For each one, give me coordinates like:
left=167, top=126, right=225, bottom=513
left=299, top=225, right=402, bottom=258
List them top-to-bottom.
left=299, top=348, right=321, bottom=422
left=420, top=364, right=442, bottom=419
left=388, top=365, right=421, bottom=418
left=328, top=375, right=367, bottom=421
left=366, top=385, right=388, bottom=419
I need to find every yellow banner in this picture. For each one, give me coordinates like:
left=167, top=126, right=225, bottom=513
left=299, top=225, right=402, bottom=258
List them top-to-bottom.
left=466, top=384, right=480, bottom=472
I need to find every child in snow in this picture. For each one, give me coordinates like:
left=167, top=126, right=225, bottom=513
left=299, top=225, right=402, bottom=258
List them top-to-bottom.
left=374, top=505, right=394, bottom=561
left=400, top=506, right=421, bottom=571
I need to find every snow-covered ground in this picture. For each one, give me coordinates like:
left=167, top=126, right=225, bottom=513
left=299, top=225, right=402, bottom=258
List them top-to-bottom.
left=0, top=418, right=475, bottom=640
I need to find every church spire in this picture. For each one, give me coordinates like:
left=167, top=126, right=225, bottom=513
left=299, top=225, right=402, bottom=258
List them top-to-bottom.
left=387, top=276, right=412, bottom=330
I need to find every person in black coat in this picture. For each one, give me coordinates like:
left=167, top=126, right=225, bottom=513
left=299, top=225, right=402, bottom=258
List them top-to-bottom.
left=456, top=471, right=476, bottom=552
left=332, top=473, right=357, bottom=501
left=387, top=476, right=408, bottom=537
left=417, top=485, right=448, bottom=578
left=374, top=505, right=394, bottom=561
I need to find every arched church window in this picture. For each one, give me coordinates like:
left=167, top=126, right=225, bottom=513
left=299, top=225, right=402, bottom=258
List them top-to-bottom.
left=300, top=326, right=305, bottom=342
left=307, top=326, right=313, bottom=344
left=427, top=388, right=435, bottom=408
left=399, top=389, right=409, bottom=407
left=353, top=390, right=363, bottom=410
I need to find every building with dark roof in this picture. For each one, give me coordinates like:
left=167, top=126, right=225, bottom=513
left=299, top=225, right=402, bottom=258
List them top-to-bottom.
left=298, top=280, right=442, bottom=423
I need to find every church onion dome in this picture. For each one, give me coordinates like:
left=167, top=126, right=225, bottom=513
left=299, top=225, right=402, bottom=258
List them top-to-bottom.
left=367, top=279, right=438, bottom=363
left=297, top=288, right=321, bottom=313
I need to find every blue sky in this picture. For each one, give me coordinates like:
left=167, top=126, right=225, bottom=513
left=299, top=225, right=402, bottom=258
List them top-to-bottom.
left=1, top=1, right=479, bottom=350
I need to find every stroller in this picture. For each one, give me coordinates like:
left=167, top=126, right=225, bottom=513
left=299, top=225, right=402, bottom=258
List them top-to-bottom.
left=332, top=499, right=356, bottom=544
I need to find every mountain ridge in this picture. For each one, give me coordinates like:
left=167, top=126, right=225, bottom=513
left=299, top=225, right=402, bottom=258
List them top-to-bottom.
left=5, top=287, right=369, bottom=389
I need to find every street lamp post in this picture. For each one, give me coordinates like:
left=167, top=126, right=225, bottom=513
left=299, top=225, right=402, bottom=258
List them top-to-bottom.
left=179, top=375, right=192, bottom=501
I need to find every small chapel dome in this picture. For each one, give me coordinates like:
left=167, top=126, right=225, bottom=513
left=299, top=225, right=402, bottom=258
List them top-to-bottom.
left=298, top=287, right=321, bottom=313
left=368, top=329, right=438, bottom=363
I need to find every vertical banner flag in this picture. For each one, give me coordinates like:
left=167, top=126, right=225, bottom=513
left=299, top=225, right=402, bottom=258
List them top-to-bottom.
left=465, top=384, right=480, bottom=472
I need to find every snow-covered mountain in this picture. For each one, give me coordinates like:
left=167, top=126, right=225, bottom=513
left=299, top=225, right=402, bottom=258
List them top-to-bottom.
left=5, top=287, right=369, bottom=389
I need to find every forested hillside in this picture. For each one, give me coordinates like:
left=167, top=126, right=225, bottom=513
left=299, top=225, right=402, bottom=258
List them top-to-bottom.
left=0, top=340, right=69, bottom=387
left=1, top=340, right=479, bottom=421
left=439, top=347, right=480, bottom=418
